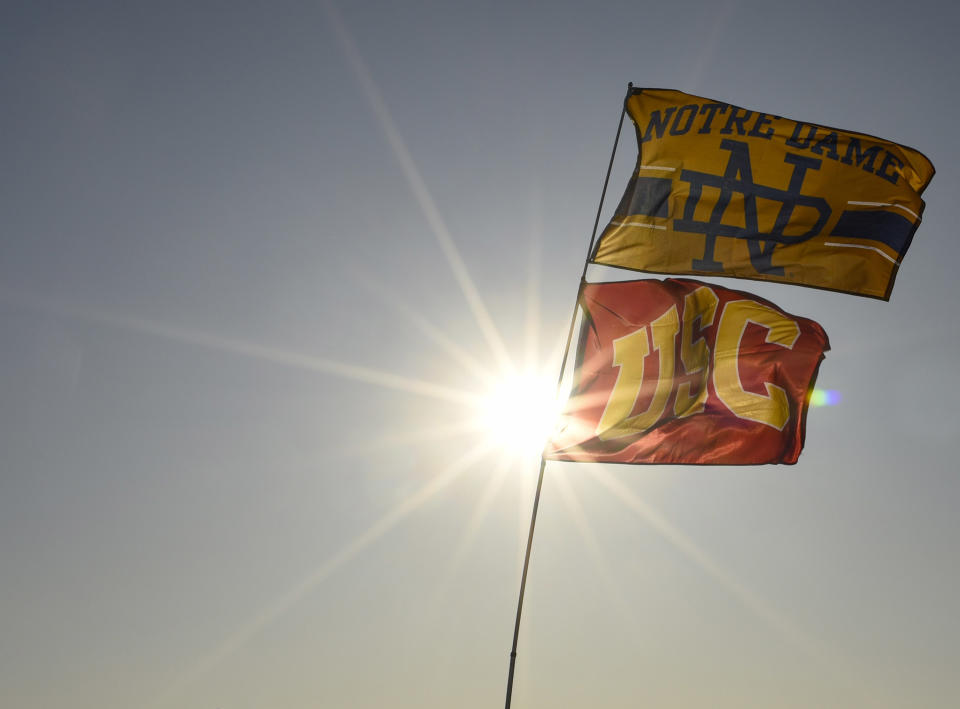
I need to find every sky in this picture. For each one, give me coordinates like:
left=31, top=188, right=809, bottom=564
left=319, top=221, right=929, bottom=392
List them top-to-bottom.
left=1, top=1, right=958, bottom=707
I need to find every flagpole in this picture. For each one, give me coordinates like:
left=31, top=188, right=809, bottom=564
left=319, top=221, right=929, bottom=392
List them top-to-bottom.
left=503, top=82, right=632, bottom=709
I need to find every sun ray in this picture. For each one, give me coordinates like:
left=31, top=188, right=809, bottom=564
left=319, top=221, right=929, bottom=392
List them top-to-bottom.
left=323, top=0, right=514, bottom=375
left=683, top=0, right=739, bottom=92
left=523, top=185, right=543, bottom=375
left=351, top=268, right=496, bottom=386
left=1, top=290, right=480, bottom=406
left=119, top=318, right=478, bottom=404
left=359, top=417, right=487, bottom=454
left=151, top=439, right=495, bottom=706
left=431, top=450, right=513, bottom=603
left=584, top=464, right=878, bottom=698
left=587, top=465, right=818, bottom=645
left=550, top=467, right=640, bottom=628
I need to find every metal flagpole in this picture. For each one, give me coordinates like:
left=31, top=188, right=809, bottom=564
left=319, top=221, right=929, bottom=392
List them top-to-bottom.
left=503, top=82, right=632, bottom=709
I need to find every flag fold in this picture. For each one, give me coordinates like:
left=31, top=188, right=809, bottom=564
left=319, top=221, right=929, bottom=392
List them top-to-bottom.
left=592, top=88, right=935, bottom=299
left=545, top=279, right=829, bottom=465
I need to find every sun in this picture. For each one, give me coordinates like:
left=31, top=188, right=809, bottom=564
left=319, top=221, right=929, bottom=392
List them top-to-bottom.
left=474, top=368, right=565, bottom=459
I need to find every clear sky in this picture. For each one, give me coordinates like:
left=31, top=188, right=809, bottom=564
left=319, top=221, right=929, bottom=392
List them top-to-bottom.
left=2, top=1, right=958, bottom=707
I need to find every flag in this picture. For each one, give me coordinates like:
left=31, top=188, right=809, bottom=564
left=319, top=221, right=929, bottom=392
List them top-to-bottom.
left=592, top=88, right=935, bottom=300
left=544, top=279, right=829, bottom=465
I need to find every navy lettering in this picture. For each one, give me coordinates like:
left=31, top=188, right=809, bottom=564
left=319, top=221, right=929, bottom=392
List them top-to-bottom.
left=697, top=103, right=728, bottom=133
left=669, top=104, right=698, bottom=136
left=642, top=107, right=677, bottom=142
left=720, top=107, right=753, bottom=135
left=748, top=113, right=775, bottom=139
left=786, top=122, right=817, bottom=148
left=810, top=131, right=840, bottom=160
left=840, top=139, right=882, bottom=172
left=676, top=140, right=829, bottom=275
left=875, top=151, right=903, bottom=185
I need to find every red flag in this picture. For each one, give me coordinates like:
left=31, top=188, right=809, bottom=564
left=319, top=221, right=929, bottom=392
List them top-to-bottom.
left=545, top=279, right=829, bottom=465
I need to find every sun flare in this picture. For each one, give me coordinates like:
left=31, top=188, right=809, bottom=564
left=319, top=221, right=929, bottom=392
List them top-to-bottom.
left=475, top=369, right=565, bottom=458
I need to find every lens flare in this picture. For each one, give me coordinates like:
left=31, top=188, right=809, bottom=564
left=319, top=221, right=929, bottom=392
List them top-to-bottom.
left=810, top=389, right=842, bottom=407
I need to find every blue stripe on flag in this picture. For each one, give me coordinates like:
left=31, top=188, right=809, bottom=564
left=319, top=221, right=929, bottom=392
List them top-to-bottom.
left=621, top=176, right=671, bottom=218
left=829, top=210, right=914, bottom=253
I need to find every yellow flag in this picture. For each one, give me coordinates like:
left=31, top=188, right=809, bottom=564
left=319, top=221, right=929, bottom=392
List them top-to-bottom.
left=592, top=89, right=935, bottom=299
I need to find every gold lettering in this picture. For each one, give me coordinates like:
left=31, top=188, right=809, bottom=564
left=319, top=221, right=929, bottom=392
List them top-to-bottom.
left=675, top=287, right=719, bottom=417
left=713, top=300, right=799, bottom=430
left=597, top=306, right=679, bottom=440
